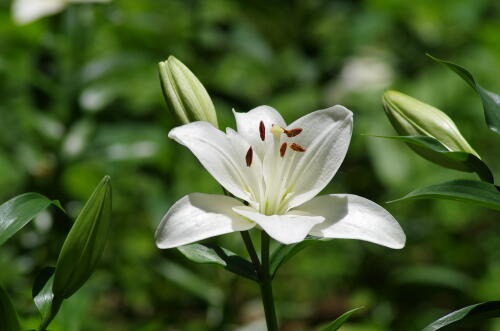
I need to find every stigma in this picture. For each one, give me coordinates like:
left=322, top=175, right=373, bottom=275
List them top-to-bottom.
left=270, top=124, right=284, bottom=136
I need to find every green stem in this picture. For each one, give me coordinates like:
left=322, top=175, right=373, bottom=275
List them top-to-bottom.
left=240, top=231, right=261, bottom=276
left=259, top=232, right=279, bottom=331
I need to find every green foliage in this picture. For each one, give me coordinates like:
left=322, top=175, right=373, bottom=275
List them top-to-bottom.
left=1, top=0, right=499, bottom=329
left=428, top=54, right=500, bottom=134
left=373, top=135, right=493, bottom=183
left=392, top=180, right=500, bottom=212
left=0, top=193, right=54, bottom=246
left=177, top=243, right=258, bottom=282
left=32, top=267, right=59, bottom=331
left=0, top=284, right=21, bottom=331
left=422, top=301, right=500, bottom=331
left=319, top=307, right=363, bottom=331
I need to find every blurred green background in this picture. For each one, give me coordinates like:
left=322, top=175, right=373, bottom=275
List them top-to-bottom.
left=1, top=0, right=499, bottom=330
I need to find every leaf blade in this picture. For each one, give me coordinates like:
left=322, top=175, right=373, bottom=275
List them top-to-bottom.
left=427, top=54, right=500, bottom=134
left=372, top=135, right=493, bottom=183
left=391, top=180, right=500, bottom=211
left=0, top=193, right=53, bottom=246
left=177, top=243, right=258, bottom=282
left=32, top=267, right=62, bottom=331
left=0, top=283, right=21, bottom=331
left=422, top=301, right=500, bottom=331
left=320, top=307, right=363, bottom=331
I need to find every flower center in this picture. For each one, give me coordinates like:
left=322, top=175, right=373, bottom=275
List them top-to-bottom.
left=244, top=121, right=306, bottom=214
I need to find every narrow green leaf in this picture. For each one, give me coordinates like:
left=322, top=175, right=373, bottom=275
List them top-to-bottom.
left=427, top=54, right=500, bottom=134
left=373, top=135, right=493, bottom=183
left=53, top=176, right=112, bottom=299
left=391, top=180, right=500, bottom=211
left=0, top=193, right=53, bottom=246
left=270, top=236, right=332, bottom=279
left=178, top=243, right=258, bottom=282
left=32, top=267, right=62, bottom=331
left=0, top=284, right=21, bottom=331
left=422, top=301, right=500, bottom=330
left=320, top=307, right=363, bottom=331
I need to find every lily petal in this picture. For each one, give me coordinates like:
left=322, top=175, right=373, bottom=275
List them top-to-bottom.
left=233, top=106, right=287, bottom=159
left=285, top=106, right=353, bottom=210
left=169, top=121, right=256, bottom=203
left=156, top=193, right=255, bottom=249
left=300, top=194, right=405, bottom=249
left=233, top=206, right=324, bottom=244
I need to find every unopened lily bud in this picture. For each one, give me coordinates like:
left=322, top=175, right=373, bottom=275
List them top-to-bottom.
left=158, top=56, right=218, bottom=128
left=382, top=90, right=480, bottom=170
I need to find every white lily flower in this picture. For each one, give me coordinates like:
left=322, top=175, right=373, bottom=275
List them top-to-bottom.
left=12, top=0, right=111, bottom=25
left=156, top=106, right=405, bottom=248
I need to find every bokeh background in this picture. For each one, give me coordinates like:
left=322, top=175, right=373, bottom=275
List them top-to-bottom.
left=1, top=0, right=499, bottom=330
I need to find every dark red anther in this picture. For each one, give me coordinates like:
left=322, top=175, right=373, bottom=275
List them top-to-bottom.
left=259, top=121, right=265, bottom=141
left=284, top=128, right=303, bottom=137
left=280, top=143, right=287, bottom=157
left=290, top=143, right=306, bottom=152
left=246, top=147, right=253, bottom=166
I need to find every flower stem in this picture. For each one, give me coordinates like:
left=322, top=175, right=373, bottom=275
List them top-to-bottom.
left=240, top=231, right=261, bottom=276
left=259, top=232, right=279, bottom=331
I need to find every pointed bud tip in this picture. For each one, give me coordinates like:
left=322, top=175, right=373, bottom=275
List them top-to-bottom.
left=158, top=55, right=219, bottom=128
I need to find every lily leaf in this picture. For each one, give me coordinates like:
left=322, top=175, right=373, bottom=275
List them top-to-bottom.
left=427, top=54, right=500, bottom=134
left=373, top=135, right=493, bottom=183
left=53, top=176, right=112, bottom=299
left=391, top=180, right=500, bottom=212
left=0, top=193, right=54, bottom=246
left=270, top=236, right=332, bottom=279
left=177, top=243, right=258, bottom=282
left=32, top=266, right=61, bottom=331
left=0, top=283, right=21, bottom=331
left=422, top=301, right=500, bottom=330
left=319, top=307, right=363, bottom=331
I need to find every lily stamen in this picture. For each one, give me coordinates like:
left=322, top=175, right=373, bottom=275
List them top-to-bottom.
left=259, top=121, right=265, bottom=141
left=284, top=128, right=303, bottom=137
left=280, top=143, right=287, bottom=157
left=290, top=143, right=306, bottom=152
left=246, top=146, right=253, bottom=166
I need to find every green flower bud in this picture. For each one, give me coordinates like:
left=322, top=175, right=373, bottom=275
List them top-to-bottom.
left=158, top=56, right=218, bottom=128
left=382, top=90, right=481, bottom=170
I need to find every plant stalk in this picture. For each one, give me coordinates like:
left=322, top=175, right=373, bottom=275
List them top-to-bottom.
left=240, top=231, right=261, bottom=276
left=259, top=232, right=279, bottom=331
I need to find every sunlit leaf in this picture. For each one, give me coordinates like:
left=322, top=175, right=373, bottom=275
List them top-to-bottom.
left=428, top=54, right=500, bottom=134
left=373, top=135, right=493, bottom=183
left=53, top=176, right=112, bottom=299
left=391, top=180, right=500, bottom=212
left=0, top=193, right=54, bottom=246
left=270, top=236, right=332, bottom=279
left=178, top=243, right=258, bottom=282
left=32, top=266, right=61, bottom=331
left=0, top=283, right=21, bottom=331
left=422, top=301, right=500, bottom=330
left=319, top=307, right=363, bottom=331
